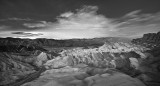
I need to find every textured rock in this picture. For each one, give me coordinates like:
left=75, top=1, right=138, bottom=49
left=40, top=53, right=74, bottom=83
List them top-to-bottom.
left=132, top=31, right=160, bottom=48
left=2, top=36, right=160, bottom=86
left=45, top=42, right=147, bottom=69
left=99, top=42, right=148, bottom=52
left=34, top=52, right=48, bottom=67
left=0, top=53, right=35, bottom=85
left=44, top=56, right=74, bottom=69
left=113, top=58, right=130, bottom=69
left=129, top=58, right=139, bottom=69
left=41, top=66, right=79, bottom=74
left=21, top=70, right=146, bottom=86
left=84, top=72, right=146, bottom=86
left=136, top=74, right=153, bottom=82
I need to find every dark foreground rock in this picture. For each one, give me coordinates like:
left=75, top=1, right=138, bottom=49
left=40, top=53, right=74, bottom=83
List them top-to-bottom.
left=21, top=67, right=146, bottom=86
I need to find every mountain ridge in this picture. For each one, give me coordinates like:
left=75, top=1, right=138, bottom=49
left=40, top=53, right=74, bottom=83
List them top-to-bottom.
left=132, top=31, right=160, bottom=48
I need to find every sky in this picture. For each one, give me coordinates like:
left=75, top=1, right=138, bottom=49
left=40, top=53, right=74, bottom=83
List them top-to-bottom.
left=0, top=0, right=160, bottom=39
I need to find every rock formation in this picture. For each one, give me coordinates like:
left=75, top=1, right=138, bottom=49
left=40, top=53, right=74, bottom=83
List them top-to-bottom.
left=132, top=31, right=160, bottom=48
left=1, top=35, right=160, bottom=86
left=0, top=53, right=35, bottom=85
left=22, top=68, right=146, bottom=86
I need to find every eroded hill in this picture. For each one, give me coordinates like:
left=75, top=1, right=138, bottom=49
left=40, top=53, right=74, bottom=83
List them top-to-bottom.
left=0, top=36, right=160, bottom=86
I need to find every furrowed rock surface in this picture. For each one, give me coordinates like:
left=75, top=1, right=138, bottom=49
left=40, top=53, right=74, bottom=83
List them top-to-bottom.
left=44, top=42, right=148, bottom=69
left=0, top=49, right=52, bottom=85
left=0, top=53, right=36, bottom=85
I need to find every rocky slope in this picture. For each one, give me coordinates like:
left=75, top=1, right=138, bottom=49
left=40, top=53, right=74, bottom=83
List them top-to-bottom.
left=131, top=31, right=160, bottom=86
left=132, top=31, right=160, bottom=48
left=1, top=36, right=160, bottom=86
left=21, top=42, right=160, bottom=86
left=44, top=42, right=148, bottom=69
left=0, top=49, right=54, bottom=86
left=0, top=52, right=35, bottom=85
left=22, top=67, right=146, bottom=86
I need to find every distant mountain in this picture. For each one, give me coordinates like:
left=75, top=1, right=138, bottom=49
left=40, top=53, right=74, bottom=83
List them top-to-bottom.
left=0, top=37, right=131, bottom=52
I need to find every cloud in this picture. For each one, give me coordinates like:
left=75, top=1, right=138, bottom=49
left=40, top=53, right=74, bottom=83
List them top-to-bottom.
left=1, top=5, right=160, bottom=39
left=34, top=5, right=117, bottom=39
left=56, top=5, right=114, bottom=31
left=19, top=6, right=160, bottom=39
left=123, top=10, right=141, bottom=18
left=114, top=11, right=160, bottom=37
left=60, top=12, right=74, bottom=18
left=0, top=17, right=32, bottom=21
left=0, top=17, right=40, bottom=31
left=8, top=18, right=32, bottom=21
left=23, top=21, right=50, bottom=28
left=0, top=25, right=12, bottom=32
left=0, top=26, right=9, bottom=30
left=11, top=32, right=43, bottom=37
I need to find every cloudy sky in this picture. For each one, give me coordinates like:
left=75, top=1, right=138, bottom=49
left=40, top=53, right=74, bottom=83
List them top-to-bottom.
left=0, top=0, right=160, bottom=39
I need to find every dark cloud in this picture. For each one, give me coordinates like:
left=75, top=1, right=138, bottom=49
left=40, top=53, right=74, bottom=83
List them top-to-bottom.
left=0, top=0, right=160, bottom=20
left=0, top=17, right=32, bottom=21
left=0, top=18, right=46, bottom=31
left=23, top=21, right=49, bottom=28
left=11, top=31, right=43, bottom=37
